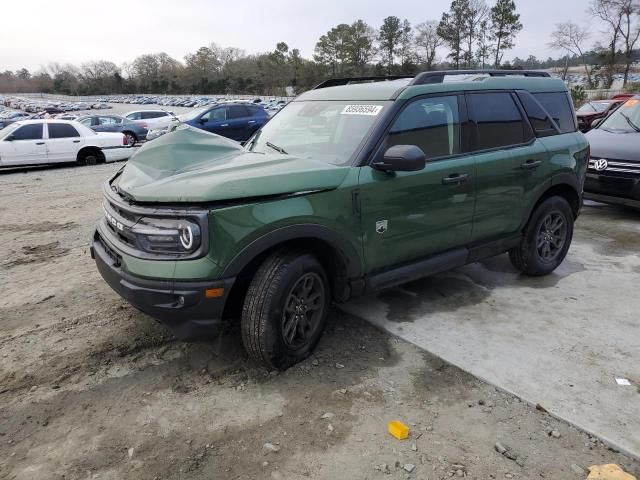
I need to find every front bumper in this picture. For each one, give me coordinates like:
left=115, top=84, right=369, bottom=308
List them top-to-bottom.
left=584, top=172, right=640, bottom=208
left=91, top=230, right=235, bottom=340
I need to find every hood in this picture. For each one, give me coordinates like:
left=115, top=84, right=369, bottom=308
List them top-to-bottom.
left=116, top=125, right=351, bottom=203
left=585, top=127, right=640, bottom=161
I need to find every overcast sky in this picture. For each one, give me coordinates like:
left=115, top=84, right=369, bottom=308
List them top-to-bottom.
left=3, top=0, right=594, bottom=72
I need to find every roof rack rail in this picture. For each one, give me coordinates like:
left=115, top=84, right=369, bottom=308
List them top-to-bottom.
left=409, top=69, right=551, bottom=85
left=313, top=75, right=414, bottom=90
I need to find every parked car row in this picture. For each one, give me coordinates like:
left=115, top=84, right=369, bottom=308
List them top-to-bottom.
left=103, top=95, right=289, bottom=114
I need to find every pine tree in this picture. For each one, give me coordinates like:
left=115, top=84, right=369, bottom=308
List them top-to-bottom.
left=490, top=0, right=523, bottom=68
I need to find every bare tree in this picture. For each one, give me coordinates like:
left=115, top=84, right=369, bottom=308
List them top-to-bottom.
left=465, top=0, right=489, bottom=67
left=590, top=0, right=625, bottom=87
left=617, top=0, right=640, bottom=85
left=415, top=20, right=442, bottom=70
left=549, top=22, right=596, bottom=87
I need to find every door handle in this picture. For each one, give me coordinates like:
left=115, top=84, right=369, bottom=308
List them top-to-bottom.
left=248, top=120, right=256, bottom=124
left=220, top=123, right=229, bottom=127
left=72, top=140, right=81, bottom=143
left=35, top=142, right=45, bottom=145
left=521, top=159, right=542, bottom=170
left=442, top=173, right=469, bottom=185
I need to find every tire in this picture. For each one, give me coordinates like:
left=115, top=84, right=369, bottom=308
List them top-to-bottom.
left=123, top=132, right=137, bottom=146
left=77, top=149, right=103, bottom=166
left=509, top=196, right=574, bottom=276
left=241, top=250, right=331, bottom=370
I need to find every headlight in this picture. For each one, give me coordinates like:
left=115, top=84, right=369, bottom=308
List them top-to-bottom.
left=133, top=217, right=202, bottom=255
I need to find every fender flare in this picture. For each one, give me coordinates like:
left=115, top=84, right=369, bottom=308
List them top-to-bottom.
left=521, top=173, right=580, bottom=230
left=221, top=224, right=363, bottom=279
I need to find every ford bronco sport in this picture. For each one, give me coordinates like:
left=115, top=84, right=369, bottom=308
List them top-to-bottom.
left=91, top=70, right=589, bottom=370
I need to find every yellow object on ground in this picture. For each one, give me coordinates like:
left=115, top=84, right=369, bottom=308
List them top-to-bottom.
left=388, top=420, right=409, bottom=440
left=587, top=464, right=637, bottom=480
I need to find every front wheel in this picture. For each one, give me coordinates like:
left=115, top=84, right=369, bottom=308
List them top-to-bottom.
left=509, top=196, right=574, bottom=276
left=241, top=250, right=331, bottom=370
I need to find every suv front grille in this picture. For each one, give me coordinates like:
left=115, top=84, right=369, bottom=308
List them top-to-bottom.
left=588, top=158, right=640, bottom=177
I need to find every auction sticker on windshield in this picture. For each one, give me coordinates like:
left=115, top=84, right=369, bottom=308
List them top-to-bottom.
left=341, top=105, right=384, bottom=116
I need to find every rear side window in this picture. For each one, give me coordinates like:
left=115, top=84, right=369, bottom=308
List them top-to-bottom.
left=515, top=90, right=558, bottom=136
left=468, top=92, right=531, bottom=150
left=532, top=92, right=576, bottom=133
left=388, top=95, right=461, bottom=159
left=227, top=105, right=250, bottom=119
left=141, top=111, right=166, bottom=119
left=99, top=116, right=120, bottom=125
left=48, top=123, right=80, bottom=138
left=12, top=124, right=43, bottom=140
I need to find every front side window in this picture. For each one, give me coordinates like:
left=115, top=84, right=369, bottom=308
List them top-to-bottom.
left=468, top=92, right=530, bottom=150
left=387, top=96, right=461, bottom=159
left=248, top=101, right=389, bottom=166
left=201, top=108, right=226, bottom=122
left=126, top=112, right=141, bottom=120
left=79, top=118, right=93, bottom=127
left=48, top=123, right=80, bottom=139
left=12, top=124, right=43, bottom=140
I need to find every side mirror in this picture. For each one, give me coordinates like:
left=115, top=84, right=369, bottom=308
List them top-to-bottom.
left=199, top=118, right=207, bottom=124
left=591, top=118, right=603, bottom=129
left=4, top=134, right=15, bottom=141
left=373, top=145, right=426, bottom=172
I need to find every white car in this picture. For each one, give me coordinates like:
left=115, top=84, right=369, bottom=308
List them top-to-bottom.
left=124, top=110, right=176, bottom=130
left=0, top=120, right=132, bottom=167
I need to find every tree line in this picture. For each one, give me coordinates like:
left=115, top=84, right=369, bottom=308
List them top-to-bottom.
left=0, top=0, right=638, bottom=97
left=549, top=0, right=640, bottom=88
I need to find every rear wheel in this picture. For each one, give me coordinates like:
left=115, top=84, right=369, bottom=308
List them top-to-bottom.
left=123, top=132, right=137, bottom=146
left=77, top=149, right=103, bottom=166
left=509, top=196, right=574, bottom=276
left=241, top=250, right=330, bottom=370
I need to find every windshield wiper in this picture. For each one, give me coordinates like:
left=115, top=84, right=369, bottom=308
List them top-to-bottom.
left=619, top=112, right=640, bottom=132
left=266, top=141, right=288, bottom=154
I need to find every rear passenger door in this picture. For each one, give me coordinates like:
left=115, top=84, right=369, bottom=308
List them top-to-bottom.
left=466, top=92, right=547, bottom=242
left=226, top=105, right=252, bottom=141
left=46, top=123, right=83, bottom=162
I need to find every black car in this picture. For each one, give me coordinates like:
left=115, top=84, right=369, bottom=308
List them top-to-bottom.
left=585, top=96, right=640, bottom=209
left=78, top=115, right=148, bottom=146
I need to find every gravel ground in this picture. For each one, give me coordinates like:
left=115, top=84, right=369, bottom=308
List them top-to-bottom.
left=0, top=162, right=638, bottom=480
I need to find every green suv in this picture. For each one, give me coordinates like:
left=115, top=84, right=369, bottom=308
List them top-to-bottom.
left=91, top=70, right=589, bottom=369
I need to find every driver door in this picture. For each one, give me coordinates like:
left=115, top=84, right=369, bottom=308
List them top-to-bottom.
left=358, top=95, right=477, bottom=274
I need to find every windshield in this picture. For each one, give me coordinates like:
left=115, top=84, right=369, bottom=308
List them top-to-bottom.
left=598, top=99, right=640, bottom=133
left=246, top=100, right=390, bottom=165
left=578, top=101, right=609, bottom=113
left=178, top=107, right=209, bottom=122
left=0, top=123, right=20, bottom=138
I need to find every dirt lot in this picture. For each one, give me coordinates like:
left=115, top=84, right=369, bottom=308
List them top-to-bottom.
left=1, top=163, right=639, bottom=480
